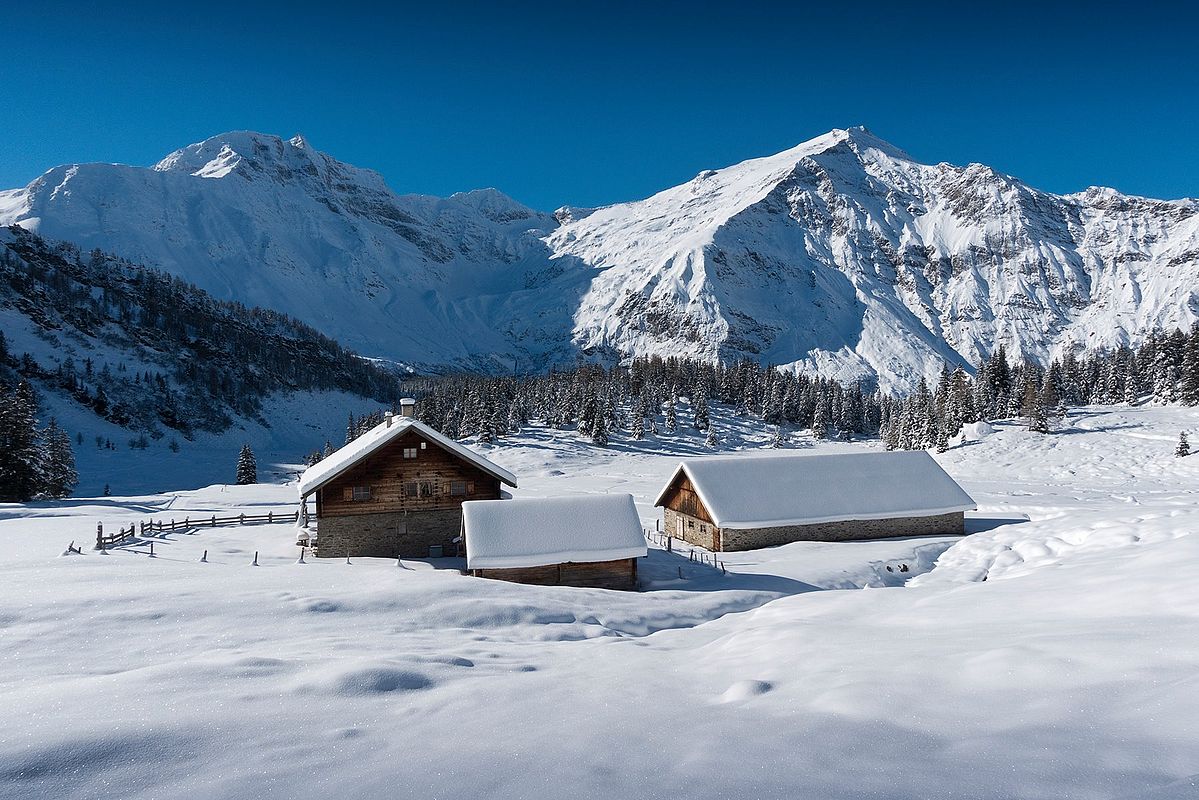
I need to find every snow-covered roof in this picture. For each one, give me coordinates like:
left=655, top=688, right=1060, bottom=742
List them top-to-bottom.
left=298, top=417, right=517, bottom=497
left=654, top=451, right=975, bottom=529
left=462, top=494, right=648, bottom=570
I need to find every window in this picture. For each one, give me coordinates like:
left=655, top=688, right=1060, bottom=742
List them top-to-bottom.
left=403, top=447, right=418, bottom=459
left=419, top=481, right=435, bottom=498
left=450, top=481, right=467, bottom=496
left=403, top=482, right=418, bottom=497
left=351, top=485, right=371, bottom=502
left=688, top=520, right=695, bottom=529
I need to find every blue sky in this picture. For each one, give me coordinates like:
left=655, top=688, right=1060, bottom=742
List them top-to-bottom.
left=2, top=1, right=1196, bottom=209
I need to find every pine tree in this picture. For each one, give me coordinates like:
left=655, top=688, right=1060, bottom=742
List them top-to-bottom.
left=1181, top=326, right=1199, bottom=406
left=1022, top=373, right=1049, bottom=433
left=0, top=381, right=43, bottom=502
left=692, top=392, right=710, bottom=432
left=663, top=395, right=678, bottom=434
left=589, top=410, right=609, bottom=447
left=631, top=411, right=645, bottom=440
left=39, top=418, right=77, bottom=498
left=704, top=425, right=718, bottom=448
left=770, top=425, right=785, bottom=448
left=1177, top=431, right=1192, bottom=458
left=235, top=444, right=257, bottom=485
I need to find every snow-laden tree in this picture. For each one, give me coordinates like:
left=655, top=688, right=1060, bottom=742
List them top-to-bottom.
left=663, top=393, right=678, bottom=434
left=39, top=418, right=78, bottom=498
left=1178, top=432, right=1192, bottom=458
left=236, top=444, right=257, bottom=485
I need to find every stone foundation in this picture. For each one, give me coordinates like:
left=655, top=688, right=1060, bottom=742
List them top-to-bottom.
left=314, top=509, right=462, bottom=558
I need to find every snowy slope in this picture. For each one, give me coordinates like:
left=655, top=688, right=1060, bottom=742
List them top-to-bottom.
left=3, top=128, right=1198, bottom=388
left=1, top=404, right=1198, bottom=798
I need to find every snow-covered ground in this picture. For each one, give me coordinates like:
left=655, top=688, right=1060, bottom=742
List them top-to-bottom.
left=2, top=404, right=1198, bottom=799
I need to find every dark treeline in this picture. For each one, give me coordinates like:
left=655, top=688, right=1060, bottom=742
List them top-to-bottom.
left=1, top=227, right=405, bottom=438
left=318, top=323, right=1199, bottom=462
left=310, top=356, right=886, bottom=463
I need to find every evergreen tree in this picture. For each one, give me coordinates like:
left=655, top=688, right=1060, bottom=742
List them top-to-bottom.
left=1181, top=326, right=1199, bottom=406
left=1021, top=373, right=1049, bottom=433
left=0, top=381, right=43, bottom=502
left=692, top=392, right=710, bottom=432
left=663, top=394, right=678, bottom=434
left=811, top=395, right=829, bottom=439
left=589, top=409, right=609, bottom=447
left=631, top=411, right=645, bottom=440
left=39, top=418, right=78, bottom=498
left=704, top=425, right=718, bottom=448
left=769, top=425, right=785, bottom=448
left=1177, top=431, right=1192, bottom=458
left=235, top=444, right=257, bottom=484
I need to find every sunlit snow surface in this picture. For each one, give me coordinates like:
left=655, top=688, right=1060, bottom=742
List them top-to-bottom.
left=1, top=404, right=1198, bottom=799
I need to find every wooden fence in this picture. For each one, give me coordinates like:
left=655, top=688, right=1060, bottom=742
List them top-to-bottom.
left=94, top=510, right=299, bottom=551
left=644, top=527, right=726, bottom=574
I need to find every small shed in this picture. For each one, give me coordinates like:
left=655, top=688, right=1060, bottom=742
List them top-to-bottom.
left=654, top=451, right=975, bottom=551
left=462, top=494, right=648, bottom=590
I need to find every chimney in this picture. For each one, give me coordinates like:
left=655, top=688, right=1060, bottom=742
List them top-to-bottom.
left=399, top=398, right=416, bottom=418
left=384, top=411, right=394, bottom=427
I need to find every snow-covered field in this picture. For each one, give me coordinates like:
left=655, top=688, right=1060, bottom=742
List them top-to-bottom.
left=2, top=404, right=1198, bottom=799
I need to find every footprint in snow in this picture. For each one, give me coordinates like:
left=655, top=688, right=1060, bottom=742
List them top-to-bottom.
left=719, top=680, right=773, bottom=703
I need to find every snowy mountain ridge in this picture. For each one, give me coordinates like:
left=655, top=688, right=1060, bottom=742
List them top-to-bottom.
left=2, top=127, right=1197, bottom=390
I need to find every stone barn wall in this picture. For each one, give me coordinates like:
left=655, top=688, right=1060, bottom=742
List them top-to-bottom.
left=664, top=508, right=720, bottom=550
left=314, top=509, right=462, bottom=558
left=718, top=511, right=966, bottom=552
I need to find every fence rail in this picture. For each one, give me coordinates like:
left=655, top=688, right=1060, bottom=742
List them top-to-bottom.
left=94, top=510, right=298, bottom=551
left=643, top=527, right=726, bottom=574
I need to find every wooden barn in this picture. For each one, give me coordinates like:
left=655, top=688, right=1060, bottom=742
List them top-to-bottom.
left=298, top=399, right=517, bottom=558
left=654, top=451, right=975, bottom=552
left=461, top=494, right=647, bottom=590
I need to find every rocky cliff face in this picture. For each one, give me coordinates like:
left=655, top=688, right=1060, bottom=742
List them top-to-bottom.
left=2, top=127, right=1196, bottom=390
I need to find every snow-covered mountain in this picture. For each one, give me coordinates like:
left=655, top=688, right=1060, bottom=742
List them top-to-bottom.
left=3, top=127, right=1197, bottom=390
left=0, top=132, right=573, bottom=373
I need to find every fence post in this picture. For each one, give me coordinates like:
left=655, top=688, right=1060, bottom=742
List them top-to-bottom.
left=267, top=511, right=273, bottom=524
left=239, top=513, right=245, bottom=525
left=211, top=515, right=216, bottom=527
left=96, top=522, right=103, bottom=550
left=200, top=549, right=207, bottom=563
left=252, top=551, right=258, bottom=566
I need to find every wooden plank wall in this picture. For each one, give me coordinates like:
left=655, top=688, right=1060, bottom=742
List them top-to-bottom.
left=318, top=429, right=501, bottom=518
left=659, top=474, right=715, bottom=525
left=474, top=558, right=638, bottom=590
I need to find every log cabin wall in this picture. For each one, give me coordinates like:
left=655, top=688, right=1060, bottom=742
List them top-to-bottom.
left=316, top=429, right=502, bottom=518
left=473, top=558, right=638, bottom=591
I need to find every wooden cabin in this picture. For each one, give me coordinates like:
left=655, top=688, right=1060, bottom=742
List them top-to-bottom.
left=298, top=399, right=517, bottom=558
left=654, top=451, right=975, bottom=552
left=461, top=494, right=647, bottom=590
